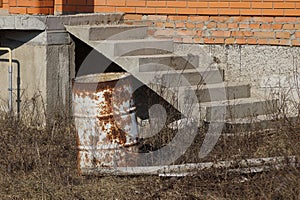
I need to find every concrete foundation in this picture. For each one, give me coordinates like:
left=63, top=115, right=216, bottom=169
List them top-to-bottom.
left=0, top=13, right=124, bottom=124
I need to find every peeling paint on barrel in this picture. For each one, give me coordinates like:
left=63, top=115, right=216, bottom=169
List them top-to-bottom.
left=73, top=72, right=139, bottom=173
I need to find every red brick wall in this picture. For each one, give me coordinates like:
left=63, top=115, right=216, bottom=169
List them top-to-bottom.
left=0, top=0, right=54, bottom=14
left=1, top=0, right=300, bottom=46
left=3, top=0, right=300, bottom=17
left=94, top=0, right=300, bottom=16
left=95, top=0, right=300, bottom=46
left=125, top=14, right=300, bottom=46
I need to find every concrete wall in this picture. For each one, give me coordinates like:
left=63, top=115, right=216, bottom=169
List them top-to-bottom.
left=0, top=30, right=75, bottom=125
left=0, top=36, right=47, bottom=121
left=175, top=43, right=300, bottom=114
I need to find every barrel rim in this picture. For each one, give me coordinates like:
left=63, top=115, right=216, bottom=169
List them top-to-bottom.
left=74, top=72, right=131, bottom=84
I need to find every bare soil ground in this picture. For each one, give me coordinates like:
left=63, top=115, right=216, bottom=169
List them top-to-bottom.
left=0, top=114, right=299, bottom=200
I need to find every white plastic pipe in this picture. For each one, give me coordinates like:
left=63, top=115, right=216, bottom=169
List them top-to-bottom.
left=0, top=47, right=13, bottom=113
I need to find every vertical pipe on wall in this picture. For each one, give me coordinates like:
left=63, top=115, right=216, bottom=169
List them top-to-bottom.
left=0, top=47, right=13, bottom=113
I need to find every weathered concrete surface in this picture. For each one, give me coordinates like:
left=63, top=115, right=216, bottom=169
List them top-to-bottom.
left=0, top=13, right=124, bottom=30
left=46, top=13, right=124, bottom=30
left=0, top=15, right=47, bottom=30
left=66, top=25, right=148, bottom=41
left=0, top=30, right=75, bottom=124
left=3, top=30, right=71, bottom=45
left=0, top=39, right=47, bottom=124
left=89, top=39, right=174, bottom=57
left=46, top=43, right=75, bottom=119
left=175, top=44, right=300, bottom=115
left=175, top=44, right=300, bottom=90
left=137, top=54, right=199, bottom=72
left=159, top=68, right=224, bottom=85
left=185, top=82, right=251, bottom=103
left=199, top=98, right=279, bottom=121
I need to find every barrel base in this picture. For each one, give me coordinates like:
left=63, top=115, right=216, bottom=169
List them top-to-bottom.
left=77, top=145, right=139, bottom=174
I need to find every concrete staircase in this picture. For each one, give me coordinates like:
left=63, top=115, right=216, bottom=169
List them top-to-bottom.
left=66, top=24, right=279, bottom=133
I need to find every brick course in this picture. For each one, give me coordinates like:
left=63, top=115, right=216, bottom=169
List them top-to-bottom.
left=1, top=0, right=300, bottom=17
left=91, top=0, right=300, bottom=17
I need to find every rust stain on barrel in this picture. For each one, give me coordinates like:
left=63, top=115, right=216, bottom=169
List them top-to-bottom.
left=73, top=72, right=139, bottom=173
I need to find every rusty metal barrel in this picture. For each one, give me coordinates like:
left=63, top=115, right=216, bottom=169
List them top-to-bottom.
left=72, top=72, right=139, bottom=174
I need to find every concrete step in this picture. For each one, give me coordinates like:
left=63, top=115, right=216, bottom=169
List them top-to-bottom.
left=66, top=25, right=148, bottom=41
left=90, top=25, right=148, bottom=41
left=89, top=39, right=174, bottom=57
left=130, top=54, right=200, bottom=72
left=135, top=68, right=224, bottom=89
left=156, top=68, right=224, bottom=86
left=148, top=82, right=250, bottom=109
left=184, top=83, right=251, bottom=103
left=195, top=98, right=279, bottom=121
left=220, top=113, right=299, bottom=134
left=167, top=114, right=278, bottom=133
left=222, top=115, right=279, bottom=133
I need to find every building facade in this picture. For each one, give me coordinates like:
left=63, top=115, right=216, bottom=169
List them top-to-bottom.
left=0, top=1, right=299, bottom=123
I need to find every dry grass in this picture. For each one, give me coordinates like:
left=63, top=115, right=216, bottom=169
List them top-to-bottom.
left=0, top=110, right=299, bottom=200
